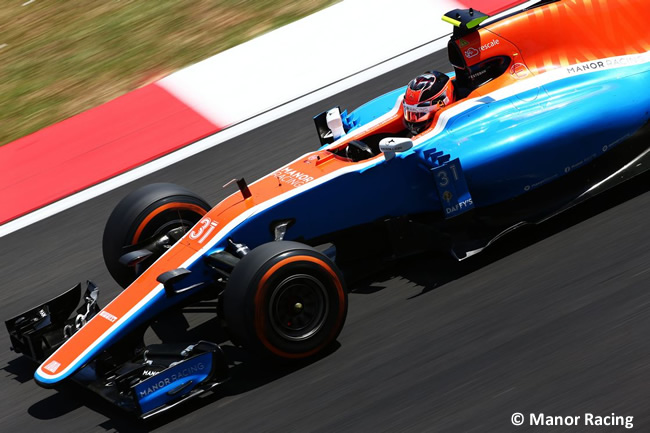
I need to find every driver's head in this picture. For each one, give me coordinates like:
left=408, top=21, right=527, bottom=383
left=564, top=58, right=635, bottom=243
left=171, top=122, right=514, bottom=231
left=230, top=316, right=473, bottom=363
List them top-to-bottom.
left=403, top=71, right=454, bottom=135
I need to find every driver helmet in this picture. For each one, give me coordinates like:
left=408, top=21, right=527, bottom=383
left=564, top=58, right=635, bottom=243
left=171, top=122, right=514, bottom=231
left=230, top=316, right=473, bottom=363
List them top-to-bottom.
left=403, top=71, right=454, bottom=135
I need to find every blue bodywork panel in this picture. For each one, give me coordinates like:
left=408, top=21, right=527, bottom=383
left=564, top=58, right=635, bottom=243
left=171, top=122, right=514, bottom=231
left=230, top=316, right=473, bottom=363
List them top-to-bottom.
left=18, top=1, right=650, bottom=419
left=30, top=56, right=650, bottom=395
left=221, top=62, right=650, bottom=250
left=347, top=86, right=406, bottom=127
left=432, top=159, right=475, bottom=218
left=134, top=352, right=213, bottom=414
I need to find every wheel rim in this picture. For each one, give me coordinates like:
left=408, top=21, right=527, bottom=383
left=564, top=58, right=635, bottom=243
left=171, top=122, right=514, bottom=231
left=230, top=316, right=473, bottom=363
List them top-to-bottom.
left=132, top=203, right=207, bottom=244
left=130, top=209, right=204, bottom=280
left=149, top=217, right=195, bottom=241
left=268, top=274, right=329, bottom=342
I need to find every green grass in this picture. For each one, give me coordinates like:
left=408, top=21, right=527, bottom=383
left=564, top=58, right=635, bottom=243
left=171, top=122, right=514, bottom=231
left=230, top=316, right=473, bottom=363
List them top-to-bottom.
left=0, top=0, right=337, bottom=145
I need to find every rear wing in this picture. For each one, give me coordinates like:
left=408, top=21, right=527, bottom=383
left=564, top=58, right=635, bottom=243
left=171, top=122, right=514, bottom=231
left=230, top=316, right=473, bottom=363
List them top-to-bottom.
left=441, top=8, right=491, bottom=95
left=442, top=8, right=489, bottom=39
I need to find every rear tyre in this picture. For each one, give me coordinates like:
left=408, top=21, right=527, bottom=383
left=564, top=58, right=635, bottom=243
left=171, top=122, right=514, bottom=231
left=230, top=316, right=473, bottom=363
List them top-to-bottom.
left=102, top=183, right=211, bottom=288
left=223, top=241, right=347, bottom=360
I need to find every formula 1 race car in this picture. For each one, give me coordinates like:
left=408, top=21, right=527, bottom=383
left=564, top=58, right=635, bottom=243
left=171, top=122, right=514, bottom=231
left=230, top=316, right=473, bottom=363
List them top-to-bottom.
left=6, top=0, right=649, bottom=419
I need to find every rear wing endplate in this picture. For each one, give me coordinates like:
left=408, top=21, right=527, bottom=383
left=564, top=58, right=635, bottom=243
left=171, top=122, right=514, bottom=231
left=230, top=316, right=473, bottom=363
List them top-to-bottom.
left=442, top=8, right=489, bottom=38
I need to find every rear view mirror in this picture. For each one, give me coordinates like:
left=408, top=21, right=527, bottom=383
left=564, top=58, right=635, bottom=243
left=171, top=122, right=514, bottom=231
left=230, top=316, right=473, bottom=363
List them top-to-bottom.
left=313, top=106, right=346, bottom=146
left=379, top=137, right=413, bottom=160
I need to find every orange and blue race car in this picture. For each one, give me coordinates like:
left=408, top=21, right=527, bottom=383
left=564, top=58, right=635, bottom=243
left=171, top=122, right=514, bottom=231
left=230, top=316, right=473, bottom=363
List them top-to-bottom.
left=6, top=0, right=650, bottom=418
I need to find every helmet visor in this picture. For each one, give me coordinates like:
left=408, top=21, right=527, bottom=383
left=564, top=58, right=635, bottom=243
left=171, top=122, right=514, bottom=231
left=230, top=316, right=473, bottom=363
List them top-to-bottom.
left=403, top=99, right=445, bottom=123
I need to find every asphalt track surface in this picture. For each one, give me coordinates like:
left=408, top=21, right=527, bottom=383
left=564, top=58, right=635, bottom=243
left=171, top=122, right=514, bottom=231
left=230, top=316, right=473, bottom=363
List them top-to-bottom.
left=1, top=51, right=649, bottom=433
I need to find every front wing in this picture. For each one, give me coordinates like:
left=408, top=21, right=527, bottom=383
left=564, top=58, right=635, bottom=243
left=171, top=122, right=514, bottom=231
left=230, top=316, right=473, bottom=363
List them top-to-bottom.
left=5, top=282, right=230, bottom=418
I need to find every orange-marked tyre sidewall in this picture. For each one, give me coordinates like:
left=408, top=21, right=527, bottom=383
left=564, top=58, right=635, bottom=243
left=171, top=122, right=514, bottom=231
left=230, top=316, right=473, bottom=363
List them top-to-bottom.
left=103, top=183, right=211, bottom=289
left=131, top=202, right=208, bottom=244
left=252, top=254, right=347, bottom=359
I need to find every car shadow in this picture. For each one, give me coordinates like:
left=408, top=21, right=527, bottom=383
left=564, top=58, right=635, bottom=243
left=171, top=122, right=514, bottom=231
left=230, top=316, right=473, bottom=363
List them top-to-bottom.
left=136, top=170, right=650, bottom=430
left=397, top=170, right=650, bottom=299
left=7, top=171, right=648, bottom=430
left=6, top=309, right=341, bottom=432
left=3, top=357, right=38, bottom=384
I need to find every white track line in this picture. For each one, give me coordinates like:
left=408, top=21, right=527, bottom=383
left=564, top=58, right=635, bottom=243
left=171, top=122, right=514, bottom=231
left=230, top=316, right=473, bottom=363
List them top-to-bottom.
left=0, top=0, right=539, bottom=238
left=0, top=37, right=450, bottom=238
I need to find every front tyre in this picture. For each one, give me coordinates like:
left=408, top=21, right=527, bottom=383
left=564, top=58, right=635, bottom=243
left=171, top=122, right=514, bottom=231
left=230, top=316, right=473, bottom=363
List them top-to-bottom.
left=103, top=183, right=211, bottom=288
left=223, top=241, right=347, bottom=360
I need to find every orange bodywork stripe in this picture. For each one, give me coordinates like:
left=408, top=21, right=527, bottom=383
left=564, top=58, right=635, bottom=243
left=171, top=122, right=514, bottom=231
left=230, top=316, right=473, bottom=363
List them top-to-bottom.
left=39, top=0, right=650, bottom=379
left=462, top=0, right=649, bottom=96
left=38, top=146, right=356, bottom=378
left=38, top=244, right=192, bottom=377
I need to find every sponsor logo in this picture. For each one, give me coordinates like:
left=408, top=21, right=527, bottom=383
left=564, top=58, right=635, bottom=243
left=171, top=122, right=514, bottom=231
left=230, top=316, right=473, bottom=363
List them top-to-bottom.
left=464, top=39, right=500, bottom=59
left=465, top=39, right=501, bottom=59
left=480, top=39, right=500, bottom=51
left=465, top=47, right=479, bottom=58
left=566, top=54, right=645, bottom=75
left=567, top=61, right=605, bottom=74
left=510, top=63, right=530, bottom=79
left=470, top=69, right=487, bottom=80
left=273, top=167, right=315, bottom=188
left=531, top=173, right=559, bottom=189
left=445, top=198, right=473, bottom=215
left=99, top=310, right=118, bottom=322
left=44, top=360, right=61, bottom=373
left=138, top=362, right=207, bottom=398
